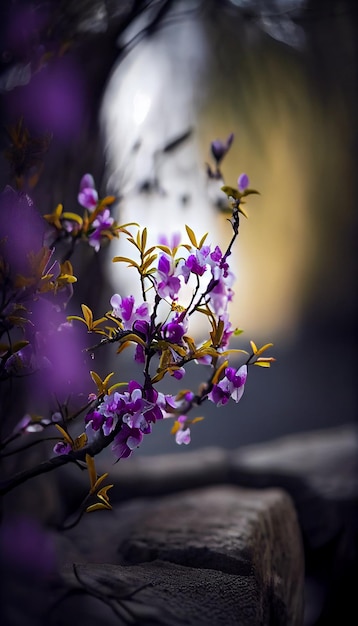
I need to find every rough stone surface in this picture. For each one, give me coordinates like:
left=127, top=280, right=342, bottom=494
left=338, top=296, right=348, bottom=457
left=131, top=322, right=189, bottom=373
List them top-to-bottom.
left=2, top=425, right=356, bottom=625
left=56, top=485, right=304, bottom=626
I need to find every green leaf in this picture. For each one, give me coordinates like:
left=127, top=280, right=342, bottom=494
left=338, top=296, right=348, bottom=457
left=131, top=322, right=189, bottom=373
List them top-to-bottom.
left=221, top=185, right=241, bottom=200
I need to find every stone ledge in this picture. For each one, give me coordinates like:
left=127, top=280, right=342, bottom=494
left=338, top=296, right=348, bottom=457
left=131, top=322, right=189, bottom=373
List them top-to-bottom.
left=61, top=485, right=304, bottom=626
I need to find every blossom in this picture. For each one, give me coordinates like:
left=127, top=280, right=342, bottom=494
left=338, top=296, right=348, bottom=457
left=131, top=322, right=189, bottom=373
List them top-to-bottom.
left=210, top=133, right=234, bottom=165
left=238, top=173, right=249, bottom=192
left=78, top=174, right=98, bottom=211
left=88, top=208, right=114, bottom=252
left=158, top=232, right=181, bottom=249
left=180, top=245, right=211, bottom=283
left=207, top=248, right=235, bottom=316
left=156, top=253, right=181, bottom=299
left=110, top=294, right=150, bottom=330
left=162, top=312, right=187, bottom=344
left=208, top=364, right=248, bottom=406
left=85, top=409, right=105, bottom=432
left=175, top=415, right=191, bottom=446
left=112, top=424, right=143, bottom=459
left=53, top=440, right=72, bottom=455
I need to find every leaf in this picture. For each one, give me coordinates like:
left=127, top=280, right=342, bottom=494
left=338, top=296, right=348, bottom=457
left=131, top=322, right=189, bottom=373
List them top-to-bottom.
left=221, top=185, right=241, bottom=200
left=241, top=188, right=260, bottom=197
left=238, top=205, right=249, bottom=219
left=62, top=211, right=84, bottom=226
left=185, top=225, right=198, bottom=248
left=141, top=227, right=147, bottom=251
left=198, top=232, right=209, bottom=249
left=143, top=245, right=156, bottom=257
left=156, top=245, right=172, bottom=254
left=140, top=254, right=158, bottom=272
left=112, top=256, right=140, bottom=269
left=81, top=304, right=93, bottom=328
left=120, top=333, right=146, bottom=347
left=11, top=340, right=30, bottom=353
left=250, top=340, right=258, bottom=354
left=211, top=360, right=229, bottom=384
left=253, top=361, right=272, bottom=368
left=90, top=370, right=105, bottom=394
left=108, top=382, right=127, bottom=395
left=191, top=416, right=204, bottom=425
left=170, top=421, right=181, bottom=435
left=55, top=424, right=73, bottom=445
left=73, top=433, right=87, bottom=450
left=86, top=454, right=97, bottom=490
left=92, top=472, right=110, bottom=494
left=86, top=502, right=110, bottom=513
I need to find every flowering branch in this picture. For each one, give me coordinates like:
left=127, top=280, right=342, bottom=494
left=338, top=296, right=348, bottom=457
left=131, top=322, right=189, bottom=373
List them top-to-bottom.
left=0, top=128, right=275, bottom=518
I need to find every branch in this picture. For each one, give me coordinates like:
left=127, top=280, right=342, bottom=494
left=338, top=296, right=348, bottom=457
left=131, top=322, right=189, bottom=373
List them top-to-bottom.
left=0, top=426, right=118, bottom=496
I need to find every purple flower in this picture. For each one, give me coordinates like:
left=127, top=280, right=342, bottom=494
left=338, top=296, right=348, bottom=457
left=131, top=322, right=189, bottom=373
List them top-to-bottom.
left=210, top=133, right=234, bottom=164
left=238, top=173, right=249, bottom=192
left=78, top=174, right=98, bottom=210
left=88, top=208, right=114, bottom=252
left=158, top=232, right=181, bottom=249
left=185, top=245, right=211, bottom=278
left=156, top=253, right=181, bottom=299
left=110, top=294, right=151, bottom=330
left=163, top=320, right=185, bottom=343
left=208, top=364, right=248, bottom=406
left=172, top=367, right=185, bottom=380
left=85, top=409, right=105, bottom=432
left=175, top=415, right=191, bottom=445
left=112, top=424, right=144, bottom=459
left=53, top=440, right=72, bottom=455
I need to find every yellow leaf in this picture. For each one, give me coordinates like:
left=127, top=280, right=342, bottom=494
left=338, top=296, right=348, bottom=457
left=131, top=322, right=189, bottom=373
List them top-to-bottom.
left=62, top=211, right=84, bottom=226
left=185, top=225, right=198, bottom=248
left=141, top=227, right=147, bottom=251
left=198, top=232, right=209, bottom=248
left=156, top=245, right=172, bottom=254
left=143, top=246, right=156, bottom=257
left=112, top=256, right=140, bottom=269
left=81, top=304, right=93, bottom=328
left=67, top=315, right=88, bottom=324
left=120, top=333, right=146, bottom=347
left=250, top=340, right=258, bottom=354
left=116, top=341, right=131, bottom=354
left=256, top=343, right=274, bottom=357
left=211, top=360, right=229, bottom=385
left=253, top=361, right=271, bottom=368
left=90, top=370, right=105, bottom=394
left=102, top=372, right=115, bottom=390
left=108, top=382, right=127, bottom=394
left=191, top=417, right=205, bottom=425
left=171, top=421, right=181, bottom=435
left=55, top=424, right=73, bottom=445
left=73, top=433, right=87, bottom=450
left=86, top=454, right=97, bottom=490
left=92, top=473, right=110, bottom=494
left=97, top=484, right=113, bottom=501
left=86, top=503, right=111, bottom=513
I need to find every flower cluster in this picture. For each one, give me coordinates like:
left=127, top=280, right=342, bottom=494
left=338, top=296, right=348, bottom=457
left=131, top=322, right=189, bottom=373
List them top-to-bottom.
left=1, top=127, right=275, bottom=524
left=62, top=167, right=274, bottom=461
left=44, top=173, right=122, bottom=253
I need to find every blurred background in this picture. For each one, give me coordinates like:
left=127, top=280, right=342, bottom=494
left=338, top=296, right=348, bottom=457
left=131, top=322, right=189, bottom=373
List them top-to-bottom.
left=0, top=0, right=357, bottom=455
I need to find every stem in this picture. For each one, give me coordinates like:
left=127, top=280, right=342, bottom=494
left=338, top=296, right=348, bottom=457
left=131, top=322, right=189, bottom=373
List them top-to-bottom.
left=0, top=425, right=119, bottom=496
